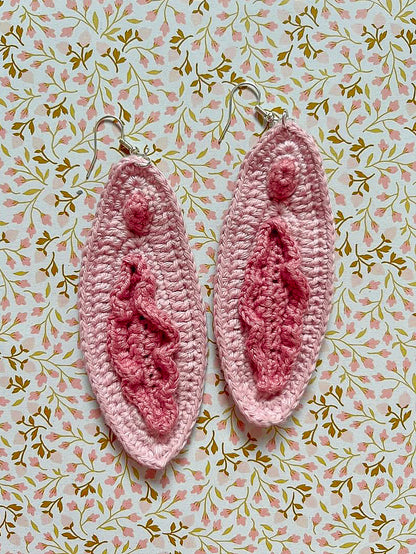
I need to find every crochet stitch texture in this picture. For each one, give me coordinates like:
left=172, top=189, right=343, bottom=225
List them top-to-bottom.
left=214, top=120, right=335, bottom=427
left=78, top=156, right=207, bottom=469
left=239, top=217, right=310, bottom=396
left=107, top=253, right=180, bottom=437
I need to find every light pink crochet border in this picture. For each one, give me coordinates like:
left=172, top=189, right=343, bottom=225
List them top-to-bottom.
left=214, top=121, right=335, bottom=427
left=78, top=156, right=207, bottom=469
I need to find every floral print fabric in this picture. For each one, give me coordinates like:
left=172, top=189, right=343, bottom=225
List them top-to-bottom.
left=0, top=1, right=415, bottom=553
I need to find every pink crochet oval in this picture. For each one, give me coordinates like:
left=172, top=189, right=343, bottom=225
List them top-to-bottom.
left=214, top=121, right=335, bottom=427
left=79, top=156, right=207, bottom=469
left=239, top=217, right=310, bottom=396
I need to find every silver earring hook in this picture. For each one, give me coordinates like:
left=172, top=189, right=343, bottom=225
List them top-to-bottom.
left=218, top=81, right=287, bottom=143
left=86, top=115, right=150, bottom=179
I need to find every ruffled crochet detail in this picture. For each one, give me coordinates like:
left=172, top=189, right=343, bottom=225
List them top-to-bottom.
left=239, top=218, right=310, bottom=396
left=107, top=253, right=180, bottom=436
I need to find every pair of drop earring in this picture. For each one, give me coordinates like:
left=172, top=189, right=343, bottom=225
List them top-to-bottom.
left=78, top=81, right=335, bottom=470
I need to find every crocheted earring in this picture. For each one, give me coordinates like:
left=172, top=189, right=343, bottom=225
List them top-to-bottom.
left=214, top=82, right=335, bottom=427
left=78, top=116, right=207, bottom=469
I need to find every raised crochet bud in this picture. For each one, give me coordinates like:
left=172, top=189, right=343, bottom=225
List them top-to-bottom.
left=267, top=156, right=298, bottom=201
left=123, top=190, right=152, bottom=235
